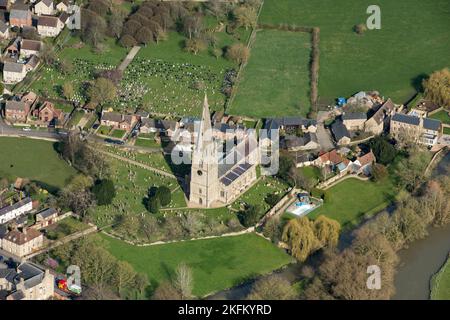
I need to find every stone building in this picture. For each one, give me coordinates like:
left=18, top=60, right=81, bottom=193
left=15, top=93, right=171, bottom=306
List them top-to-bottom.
left=189, top=95, right=258, bottom=208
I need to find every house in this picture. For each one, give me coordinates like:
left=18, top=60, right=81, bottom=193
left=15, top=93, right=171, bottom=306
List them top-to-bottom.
left=34, top=0, right=54, bottom=16
left=56, top=0, right=68, bottom=12
left=9, top=4, right=32, bottom=27
left=37, top=15, right=63, bottom=37
left=0, top=20, right=9, bottom=39
left=5, top=38, right=20, bottom=57
left=20, top=39, right=41, bottom=57
left=25, top=54, right=40, bottom=71
left=3, top=61, right=26, bottom=84
left=20, top=91, right=39, bottom=108
left=364, top=98, right=396, bottom=135
left=4, top=100, right=29, bottom=121
left=32, top=101, right=64, bottom=126
left=101, top=112, right=137, bottom=132
left=342, top=112, right=367, bottom=131
left=390, top=113, right=441, bottom=147
left=265, top=117, right=317, bottom=134
left=138, top=118, right=178, bottom=136
left=331, top=118, right=351, bottom=145
left=284, top=132, right=320, bottom=152
left=315, top=149, right=347, bottom=167
left=351, top=151, right=376, bottom=175
left=0, top=197, right=32, bottom=225
left=35, top=208, right=57, bottom=228
left=1, top=228, right=43, bottom=257
left=0, top=261, right=54, bottom=300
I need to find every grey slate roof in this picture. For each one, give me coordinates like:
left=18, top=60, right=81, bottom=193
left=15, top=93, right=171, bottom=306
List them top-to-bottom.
left=40, top=0, right=53, bottom=7
left=10, top=5, right=30, bottom=20
left=38, top=15, right=58, bottom=28
left=0, top=20, right=7, bottom=33
left=21, top=39, right=41, bottom=52
left=3, top=61, right=25, bottom=73
left=102, top=112, right=122, bottom=123
left=342, top=112, right=367, bottom=120
left=391, top=113, right=420, bottom=126
left=331, top=118, right=350, bottom=141
left=423, top=118, right=441, bottom=131
left=0, top=197, right=32, bottom=217
left=36, top=208, right=57, bottom=219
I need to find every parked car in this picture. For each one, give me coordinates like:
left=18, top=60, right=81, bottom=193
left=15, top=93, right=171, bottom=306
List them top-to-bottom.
left=22, top=127, right=31, bottom=131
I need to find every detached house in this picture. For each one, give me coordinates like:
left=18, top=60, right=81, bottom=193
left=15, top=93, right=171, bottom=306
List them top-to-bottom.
left=34, top=0, right=54, bottom=16
left=56, top=0, right=68, bottom=12
left=9, top=4, right=32, bottom=27
left=37, top=15, right=63, bottom=37
left=20, top=39, right=42, bottom=58
left=3, top=61, right=26, bottom=84
left=32, top=101, right=64, bottom=126
left=101, top=112, right=137, bottom=132
left=351, top=151, right=376, bottom=176
left=1, top=228, right=43, bottom=258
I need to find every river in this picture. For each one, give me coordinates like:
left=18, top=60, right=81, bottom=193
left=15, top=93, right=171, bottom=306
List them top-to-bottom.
left=207, top=151, right=450, bottom=300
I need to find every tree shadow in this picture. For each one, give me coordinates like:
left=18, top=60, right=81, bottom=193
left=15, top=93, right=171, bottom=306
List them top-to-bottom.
left=411, top=73, right=428, bottom=93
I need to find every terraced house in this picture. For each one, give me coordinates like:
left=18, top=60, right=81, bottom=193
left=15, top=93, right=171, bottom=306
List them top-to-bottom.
left=390, top=113, right=442, bottom=147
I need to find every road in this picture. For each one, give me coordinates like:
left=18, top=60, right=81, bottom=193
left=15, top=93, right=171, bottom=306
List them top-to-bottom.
left=0, top=117, right=64, bottom=140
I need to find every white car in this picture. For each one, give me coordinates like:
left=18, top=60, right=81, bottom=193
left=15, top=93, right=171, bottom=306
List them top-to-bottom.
left=22, top=127, right=31, bottom=131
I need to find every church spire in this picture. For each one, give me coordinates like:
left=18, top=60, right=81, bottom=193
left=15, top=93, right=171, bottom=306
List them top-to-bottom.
left=196, top=93, right=213, bottom=151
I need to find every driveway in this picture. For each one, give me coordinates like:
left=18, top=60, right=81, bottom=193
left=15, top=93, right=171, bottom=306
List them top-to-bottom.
left=316, top=123, right=335, bottom=151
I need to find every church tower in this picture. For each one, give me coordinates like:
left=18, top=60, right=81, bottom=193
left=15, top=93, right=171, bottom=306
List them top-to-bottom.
left=189, top=94, right=219, bottom=207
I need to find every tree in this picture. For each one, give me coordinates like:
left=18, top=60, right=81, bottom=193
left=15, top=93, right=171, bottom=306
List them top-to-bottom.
left=108, top=6, right=127, bottom=39
left=233, top=6, right=257, bottom=30
left=81, top=9, right=107, bottom=48
left=182, top=14, right=203, bottom=39
left=354, top=23, right=367, bottom=35
left=135, top=26, right=154, bottom=45
left=119, top=34, right=138, bottom=48
left=184, top=38, right=207, bottom=55
left=225, top=43, right=250, bottom=64
left=41, top=44, right=56, bottom=65
left=211, top=47, right=222, bottom=60
left=59, top=59, right=74, bottom=75
left=422, top=68, right=450, bottom=109
left=87, top=77, right=117, bottom=105
left=62, top=82, right=75, bottom=101
left=369, top=136, right=397, bottom=165
left=396, top=148, right=431, bottom=191
left=371, top=163, right=388, bottom=181
left=58, top=174, right=94, bottom=217
left=91, top=179, right=116, bottom=205
left=155, top=186, right=171, bottom=206
left=265, top=193, right=280, bottom=207
left=146, top=196, right=160, bottom=214
left=239, top=204, right=261, bottom=227
left=116, top=214, right=140, bottom=239
left=139, top=214, right=160, bottom=241
left=313, top=215, right=341, bottom=248
left=262, top=216, right=282, bottom=243
left=282, top=217, right=319, bottom=262
left=113, top=260, right=137, bottom=294
left=173, top=263, right=193, bottom=299
left=247, top=275, right=296, bottom=300
left=152, top=281, right=182, bottom=300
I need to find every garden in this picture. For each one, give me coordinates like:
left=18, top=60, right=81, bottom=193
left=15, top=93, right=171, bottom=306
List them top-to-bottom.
left=259, top=0, right=450, bottom=105
left=229, top=29, right=312, bottom=118
left=430, top=110, right=450, bottom=125
left=0, top=137, right=76, bottom=193
left=308, top=176, right=397, bottom=228
left=45, top=217, right=91, bottom=240
left=100, top=232, right=293, bottom=297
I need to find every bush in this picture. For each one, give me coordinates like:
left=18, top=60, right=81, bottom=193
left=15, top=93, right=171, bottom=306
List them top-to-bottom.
left=119, top=34, right=138, bottom=48
left=372, top=163, right=388, bottom=181
left=265, top=194, right=281, bottom=207
left=146, top=196, right=160, bottom=214
left=238, top=204, right=261, bottom=227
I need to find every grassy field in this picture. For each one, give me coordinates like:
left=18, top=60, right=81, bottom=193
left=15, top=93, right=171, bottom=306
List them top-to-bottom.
left=259, top=0, right=450, bottom=105
left=229, top=29, right=311, bottom=118
left=430, top=110, right=450, bottom=125
left=444, top=127, right=450, bottom=135
left=0, top=137, right=76, bottom=192
left=308, top=177, right=396, bottom=227
left=101, top=232, right=293, bottom=297
left=431, top=256, right=450, bottom=300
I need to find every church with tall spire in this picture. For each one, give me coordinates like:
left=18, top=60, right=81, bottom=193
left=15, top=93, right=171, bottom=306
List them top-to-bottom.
left=189, top=94, right=258, bottom=208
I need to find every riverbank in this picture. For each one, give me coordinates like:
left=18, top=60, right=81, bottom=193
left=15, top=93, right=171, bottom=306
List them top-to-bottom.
left=430, top=255, right=450, bottom=300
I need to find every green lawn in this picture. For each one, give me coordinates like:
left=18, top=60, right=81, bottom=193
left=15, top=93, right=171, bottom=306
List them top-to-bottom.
left=259, top=0, right=450, bottom=105
left=229, top=29, right=311, bottom=118
left=66, top=110, right=84, bottom=128
left=430, top=110, right=450, bottom=125
left=97, top=125, right=112, bottom=135
left=444, top=127, right=450, bottom=135
left=110, top=129, right=127, bottom=139
left=0, top=137, right=76, bottom=192
left=134, top=137, right=161, bottom=148
left=298, top=166, right=321, bottom=181
left=308, top=177, right=396, bottom=227
left=45, top=217, right=90, bottom=240
left=101, top=232, right=293, bottom=297
left=431, top=256, right=450, bottom=300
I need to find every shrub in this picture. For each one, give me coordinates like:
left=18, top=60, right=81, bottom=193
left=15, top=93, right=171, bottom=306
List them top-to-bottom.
left=91, top=179, right=116, bottom=206
left=156, top=186, right=171, bottom=207
left=146, top=196, right=160, bottom=214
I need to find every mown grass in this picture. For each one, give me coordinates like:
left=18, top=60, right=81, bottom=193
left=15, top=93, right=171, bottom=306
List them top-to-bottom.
left=229, top=29, right=311, bottom=118
left=0, top=137, right=76, bottom=193
left=100, top=232, right=293, bottom=297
